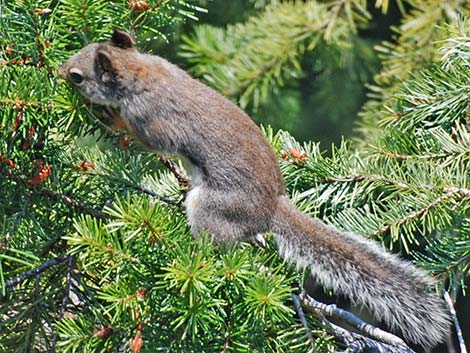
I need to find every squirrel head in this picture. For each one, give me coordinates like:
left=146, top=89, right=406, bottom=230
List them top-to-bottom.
left=59, top=29, right=138, bottom=106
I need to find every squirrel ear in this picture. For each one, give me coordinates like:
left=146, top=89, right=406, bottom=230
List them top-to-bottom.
left=110, top=29, right=135, bottom=49
left=95, top=51, right=115, bottom=83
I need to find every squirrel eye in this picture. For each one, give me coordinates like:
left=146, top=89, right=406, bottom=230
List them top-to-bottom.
left=69, top=68, right=83, bottom=84
left=69, top=72, right=83, bottom=84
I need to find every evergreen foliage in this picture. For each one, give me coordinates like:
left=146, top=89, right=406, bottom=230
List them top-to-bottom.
left=1, top=0, right=470, bottom=352
left=181, top=0, right=380, bottom=144
left=0, top=1, right=333, bottom=352
left=182, top=1, right=470, bottom=145
left=358, top=1, right=470, bottom=144
left=184, top=2, right=470, bottom=299
left=268, top=19, right=470, bottom=299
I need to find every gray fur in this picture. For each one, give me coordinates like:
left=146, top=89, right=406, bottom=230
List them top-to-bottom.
left=59, top=30, right=451, bottom=347
left=273, top=196, right=450, bottom=348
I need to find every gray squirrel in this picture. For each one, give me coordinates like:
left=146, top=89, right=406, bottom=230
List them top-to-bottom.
left=59, top=29, right=450, bottom=348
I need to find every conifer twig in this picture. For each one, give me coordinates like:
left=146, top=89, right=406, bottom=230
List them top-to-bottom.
left=158, top=156, right=191, bottom=189
left=1, top=166, right=109, bottom=220
left=84, top=170, right=181, bottom=206
left=318, top=173, right=411, bottom=190
left=129, top=183, right=181, bottom=205
left=444, top=186, right=470, bottom=198
left=38, top=188, right=109, bottom=219
left=374, top=192, right=455, bottom=237
left=4, top=254, right=69, bottom=289
left=50, top=255, right=76, bottom=352
left=299, top=287, right=415, bottom=352
left=443, top=291, right=467, bottom=353
left=291, top=292, right=315, bottom=349
left=329, top=321, right=415, bottom=353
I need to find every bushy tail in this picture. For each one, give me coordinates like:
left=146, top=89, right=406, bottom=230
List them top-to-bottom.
left=272, top=196, right=450, bottom=348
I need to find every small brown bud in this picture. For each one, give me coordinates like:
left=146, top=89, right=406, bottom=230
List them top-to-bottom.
left=34, top=8, right=52, bottom=15
left=5, top=46, right=14, bottom=57
left=119, top=135, right=131, bottom=149
left=288, top=147, right=308, bottom=161
left=76, top=161, right=95, bottom=172
left=28, top=164, right=51, bottom=185
left=136, top=288, right=147, bottom=302
left=94, top=325, right=113, bottom=340
left=130, top=331, right=144, bottom=353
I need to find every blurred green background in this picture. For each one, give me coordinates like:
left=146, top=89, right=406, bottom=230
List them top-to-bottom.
left=155, top=0, right=402, bottom=148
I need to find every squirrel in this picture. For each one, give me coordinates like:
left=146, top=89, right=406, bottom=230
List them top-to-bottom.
left=58, top=29, right=450, bottom=348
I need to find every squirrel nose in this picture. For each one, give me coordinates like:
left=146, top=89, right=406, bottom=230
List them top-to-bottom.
left=58, top=65, right=67, bottom=79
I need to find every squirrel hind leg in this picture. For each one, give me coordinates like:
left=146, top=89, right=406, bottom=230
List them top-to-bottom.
left=185, top=186, right=272, bottom=245
left=185, top=187, right=258, bottom=245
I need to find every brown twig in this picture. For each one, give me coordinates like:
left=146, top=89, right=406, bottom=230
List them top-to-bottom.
left=0, top=98, right=50, bottom=109
left=158, top=156, right=191, bottom=189
left=1, top=166, right=109, bottom=220
left=374, top=185, right=470, bottom=237
left=39, top=188, right=109, bottom=219
left=221, top=333, right=230, bottom=353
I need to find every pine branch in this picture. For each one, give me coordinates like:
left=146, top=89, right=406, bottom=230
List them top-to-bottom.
left=181, top=1, right=354, bottom=109
left=357, top=3, right=469, bottom=145
left=158, top=155, right=191, bottom=189
left=1, top=166, right=109, bottom=220
left=374, top=186, right=470, bottom=237
left=3, top=254, right=69, bottom=289
left=299, top=287, right=415, bottom=352
left=444, top=291, right=468, bottom=353
left=291, top=292, right=315, bottom=350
